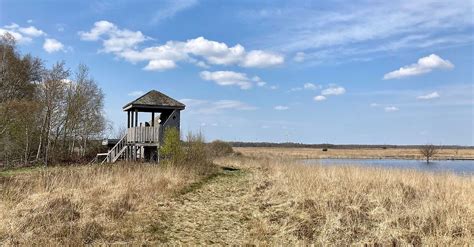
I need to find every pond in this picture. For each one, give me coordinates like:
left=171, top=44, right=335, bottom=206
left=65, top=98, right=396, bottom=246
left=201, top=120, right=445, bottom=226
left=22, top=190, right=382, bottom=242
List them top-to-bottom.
left=302, top=158, right=474, bottom=176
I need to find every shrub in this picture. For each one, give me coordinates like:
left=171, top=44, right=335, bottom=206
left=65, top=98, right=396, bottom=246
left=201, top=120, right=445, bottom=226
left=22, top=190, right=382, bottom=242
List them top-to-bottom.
left=160, top=127, right=184, bottom=165
left=160, top=129, right=216, bottom=175
left=184, top=131, right=216, bottom=175
left=207, top=140, right=234, bottom=157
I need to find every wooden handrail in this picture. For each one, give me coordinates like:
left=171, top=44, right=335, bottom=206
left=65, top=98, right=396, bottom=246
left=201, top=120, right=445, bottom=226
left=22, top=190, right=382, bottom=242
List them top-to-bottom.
left=101, top=133, right=128, bottom=164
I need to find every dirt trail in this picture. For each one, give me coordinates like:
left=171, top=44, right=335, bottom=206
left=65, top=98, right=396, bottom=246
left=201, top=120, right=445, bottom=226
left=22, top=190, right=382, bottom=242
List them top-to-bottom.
left=153, top=168, right=260, bottom=244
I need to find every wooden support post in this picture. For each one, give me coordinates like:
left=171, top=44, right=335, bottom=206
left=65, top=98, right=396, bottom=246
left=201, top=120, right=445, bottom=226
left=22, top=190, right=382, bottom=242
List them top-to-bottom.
left=131, top=110, right=134, bottom=127
left=127, top=111, right=130, bottom=128
left=135, top=111, right=138, bottom=127
left=151, top=112, right=155, bottom=127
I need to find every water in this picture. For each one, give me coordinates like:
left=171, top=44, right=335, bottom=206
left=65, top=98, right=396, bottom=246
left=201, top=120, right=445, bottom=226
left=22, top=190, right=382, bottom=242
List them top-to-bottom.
left=302, top=158, right=474, bottom=175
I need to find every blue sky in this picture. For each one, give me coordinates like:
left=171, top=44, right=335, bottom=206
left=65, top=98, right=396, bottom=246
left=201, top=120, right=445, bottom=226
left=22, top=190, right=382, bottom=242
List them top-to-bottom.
left=1, top=0, right=473, bottom=145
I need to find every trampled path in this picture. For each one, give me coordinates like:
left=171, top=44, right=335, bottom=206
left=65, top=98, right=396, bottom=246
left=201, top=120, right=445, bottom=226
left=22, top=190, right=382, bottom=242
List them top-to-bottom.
left=153, top=168, right=260, bottom=244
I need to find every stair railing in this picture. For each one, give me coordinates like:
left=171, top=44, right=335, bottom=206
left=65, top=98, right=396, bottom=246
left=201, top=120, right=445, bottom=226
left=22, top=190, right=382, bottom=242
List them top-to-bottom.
left=101, top=133, right=128, bottom=164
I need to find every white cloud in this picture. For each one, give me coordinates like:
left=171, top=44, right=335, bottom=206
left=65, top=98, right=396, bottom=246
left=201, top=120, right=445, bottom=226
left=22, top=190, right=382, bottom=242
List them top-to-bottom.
left=78, top=20, right=115, bottom=41
left=79, top=20, right=147, bottom=53
left=79, top=22, right=284, bottom=70
left=1, top=23, right=45, bottom=43
left=1, top=23, right=67, bottom=52
left=18, top=26, right=45, bottom=37
left=0, top=29, right=29, bottom=43
left=43, top=38, right=64, bottom=53
left=241, top=50, right=284, bottom=68
left=294, top=52, right=305, bottom=62
left=383, top=54, right=454, bottom=80
left=144, top=59, right=176, bottom=71
left=200, top=70, right=252, bottom=89
left=304, top=83, right=319, bottom=90
left=321, top=85, right=346, bottom=95
left=128, top=91, right=145, bottom=97
left=417, top=91, right=440, bottom=100
left=314, top=95, right=326, bottom=101
left=181, top=98, right=256, bottom=114
left=370, top=103, right=379, bottom=107
left=274, top=105, right=289, bottom=110
left=384, top=106, right=399, bottom=112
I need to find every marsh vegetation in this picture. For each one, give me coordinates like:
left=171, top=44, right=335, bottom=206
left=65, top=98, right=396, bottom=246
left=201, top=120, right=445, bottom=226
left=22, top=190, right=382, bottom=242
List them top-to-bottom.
left=1, top=146, right=472, bottom=245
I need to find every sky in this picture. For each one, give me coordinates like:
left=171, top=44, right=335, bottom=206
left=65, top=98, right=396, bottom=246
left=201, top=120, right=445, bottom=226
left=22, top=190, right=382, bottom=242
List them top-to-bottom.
left=1, top=0, right=473, bottom=145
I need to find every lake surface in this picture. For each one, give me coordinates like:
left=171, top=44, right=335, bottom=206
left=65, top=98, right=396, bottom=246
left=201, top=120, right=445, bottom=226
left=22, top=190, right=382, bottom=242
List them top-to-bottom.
left=302, top=158, right=474, bottom=175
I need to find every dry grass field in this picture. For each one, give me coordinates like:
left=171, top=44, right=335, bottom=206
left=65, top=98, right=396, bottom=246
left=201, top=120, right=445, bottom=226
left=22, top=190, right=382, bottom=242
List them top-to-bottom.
left=235, top=147, right=474, bottom=160
left=1, top=153, right=473, bottom=245
left=0, top=163, right=204, bottom=245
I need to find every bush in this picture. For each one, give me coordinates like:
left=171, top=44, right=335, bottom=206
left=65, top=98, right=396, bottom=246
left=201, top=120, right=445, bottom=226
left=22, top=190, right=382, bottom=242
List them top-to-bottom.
left=160, top=127, right=184, bottom=166
left=160, top=129, right=216, bottom=175
left=207, top=140, right=234, bottom=157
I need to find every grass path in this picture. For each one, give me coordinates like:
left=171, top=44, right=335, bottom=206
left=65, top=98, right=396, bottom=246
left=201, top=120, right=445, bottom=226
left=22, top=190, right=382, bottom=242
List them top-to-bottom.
left=152, top=167, right=260, bottom=244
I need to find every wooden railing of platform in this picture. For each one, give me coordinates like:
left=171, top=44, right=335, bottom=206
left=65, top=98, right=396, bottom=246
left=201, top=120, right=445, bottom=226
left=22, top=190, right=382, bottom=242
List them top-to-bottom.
left=127, top=126, right=160, bottom=143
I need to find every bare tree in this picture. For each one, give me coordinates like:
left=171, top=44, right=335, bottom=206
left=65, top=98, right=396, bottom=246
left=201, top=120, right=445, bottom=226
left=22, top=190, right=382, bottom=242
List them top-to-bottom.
left=1, top=34, right=107, bottom=166
left=35, top=62, right=69, bottom=165
left=419, top=144, right=438, bottom=163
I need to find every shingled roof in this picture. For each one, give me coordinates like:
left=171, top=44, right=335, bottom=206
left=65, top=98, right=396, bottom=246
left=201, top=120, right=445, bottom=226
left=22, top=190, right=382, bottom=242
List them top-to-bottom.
left=123, top=90, right=185, bottom=111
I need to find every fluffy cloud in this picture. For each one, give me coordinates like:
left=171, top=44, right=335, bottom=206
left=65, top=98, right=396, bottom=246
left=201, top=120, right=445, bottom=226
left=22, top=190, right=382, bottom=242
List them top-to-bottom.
left=79, top=20, right=147, bottom=53
left=79, top=21, right=284, bottom=71
left=1, top=23, right=45, bottom=43
left=1, top=23, right=66, bottom=51
left=18, top=26, right=45, bottom=37
left=43, top=38, right=64, bottom=53
left=241, top=50, right=284, bottom=68
left=383, top=54, right=454, bottom=80
left=144, top=59, right=177, bottom=71
left=199, top=70, right=276, bottom=90
left=200, top=70, right=253, bottom=89
left=304, top=83, right=319, bottom=90
left=321, top=85, right=346, bottom=95
left=417, top=91, right=440, bottom=100
left=314, top=95, right=326, bottom=101
left=180, top=98, right=256, bottom=114
left=274, top=105, right=289, bottom=110
left=384, top=106, right=399, bottom=112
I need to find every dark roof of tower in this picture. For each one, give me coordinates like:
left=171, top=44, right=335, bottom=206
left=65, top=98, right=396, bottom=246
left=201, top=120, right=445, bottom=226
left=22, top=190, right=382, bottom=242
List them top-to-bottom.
left=123, top=90, right=185, bottom=111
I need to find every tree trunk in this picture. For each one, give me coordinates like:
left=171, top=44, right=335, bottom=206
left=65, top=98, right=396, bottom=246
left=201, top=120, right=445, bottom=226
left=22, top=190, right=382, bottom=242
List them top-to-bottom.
left=24, top=127, right=29, bottom=164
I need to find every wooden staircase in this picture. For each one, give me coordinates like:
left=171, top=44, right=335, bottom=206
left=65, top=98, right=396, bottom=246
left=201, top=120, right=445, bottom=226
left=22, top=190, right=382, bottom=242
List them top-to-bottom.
left=97, top=133, right=132, bottom=164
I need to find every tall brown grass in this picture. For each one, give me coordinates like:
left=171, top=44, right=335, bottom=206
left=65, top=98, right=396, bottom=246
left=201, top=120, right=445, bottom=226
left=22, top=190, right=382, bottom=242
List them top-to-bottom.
left=1, top=151, right=472, bottom=245
left=219, top=156, right=474, bottom=245
left=0, top=163, right=199, bottom=245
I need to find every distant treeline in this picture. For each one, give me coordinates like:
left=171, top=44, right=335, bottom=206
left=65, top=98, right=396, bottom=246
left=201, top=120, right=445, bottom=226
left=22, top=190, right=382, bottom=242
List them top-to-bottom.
left=228, top=142, right=474, bottom=149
